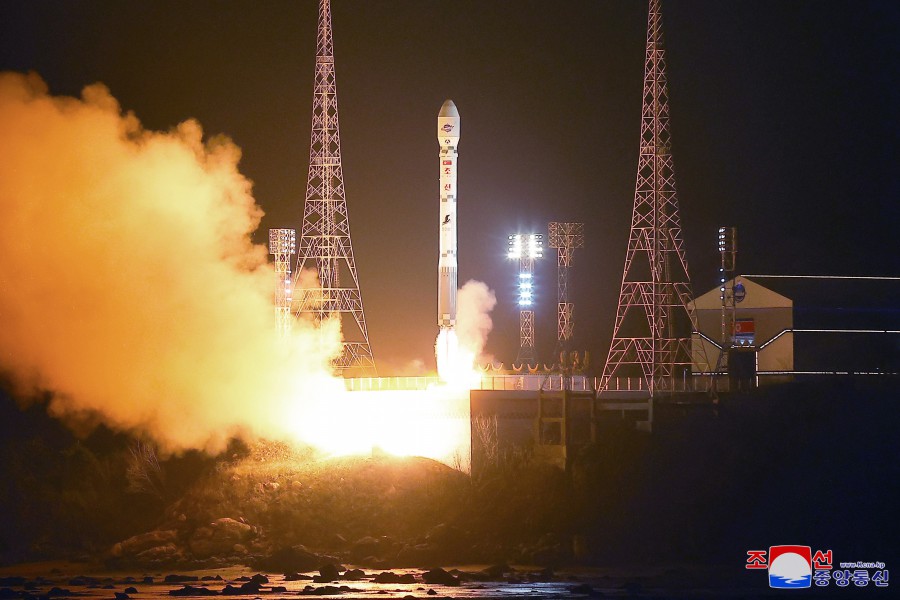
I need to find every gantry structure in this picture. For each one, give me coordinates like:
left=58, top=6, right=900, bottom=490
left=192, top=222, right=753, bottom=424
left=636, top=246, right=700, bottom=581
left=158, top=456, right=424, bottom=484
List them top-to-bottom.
left=294, top=0, right=376, bottom=376
left=599, top=0, right=700, bottom=396
left=548, top=222, right=584, bottom=353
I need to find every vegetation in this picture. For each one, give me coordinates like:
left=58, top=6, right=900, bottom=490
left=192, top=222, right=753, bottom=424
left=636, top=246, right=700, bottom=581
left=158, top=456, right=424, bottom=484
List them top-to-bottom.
left=1, top=378, right=897, bottom=569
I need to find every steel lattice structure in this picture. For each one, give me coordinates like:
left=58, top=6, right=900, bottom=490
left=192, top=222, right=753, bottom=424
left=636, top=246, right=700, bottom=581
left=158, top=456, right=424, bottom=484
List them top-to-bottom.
left=294, top=0, right=376, bottom=376
left=599, top=0, right=699, bottom=396
left=548, top=222, right=584, bottom=350
left=269, top=229, right=296, bottom=340
left=509, top=234, right=542, bottom=364
left=518, top=310, right=536, bottom=364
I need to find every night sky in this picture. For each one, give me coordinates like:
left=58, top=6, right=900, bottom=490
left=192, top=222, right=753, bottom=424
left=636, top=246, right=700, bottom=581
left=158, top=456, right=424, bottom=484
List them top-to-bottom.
left=1, top=0, right=897, bottom=374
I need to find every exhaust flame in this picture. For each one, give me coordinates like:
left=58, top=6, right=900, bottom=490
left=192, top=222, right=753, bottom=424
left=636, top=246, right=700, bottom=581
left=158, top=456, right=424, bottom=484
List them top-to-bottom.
left=436, top=280, right=497, bottom=387
left=436, top=329, right=478, bottom=388
left=284, top=385, right=471, bottom=471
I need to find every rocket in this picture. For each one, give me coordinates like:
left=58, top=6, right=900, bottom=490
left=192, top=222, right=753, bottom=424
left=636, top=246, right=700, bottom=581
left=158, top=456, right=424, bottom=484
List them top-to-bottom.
left=437, top=99, right=460, bottom=331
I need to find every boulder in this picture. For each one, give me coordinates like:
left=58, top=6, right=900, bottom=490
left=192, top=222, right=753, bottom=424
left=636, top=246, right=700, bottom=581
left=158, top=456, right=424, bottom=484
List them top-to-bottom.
left=189, top=519, right=254, bottom=559
left=424, top=523, right=464, bottom=548
left=113, top=530, right=179, bottom=557
left=349, top=536, right=380, bottom=561
left=395, top=543, right=438, bottom=567
left=135, top=544, right=182, bottom=563
left=251, top=545, right=338, bottom=573
left=481, top=563, right=514, bottom=579
left=315, top=564, right=342, bottom=583
left=421, top=568, right=460, bottom=587
left=371, top=572, right=416, bottom=584
left=220, top=581, right=261, bottom=596
left=169, top=585, right=217, bottom=596
left=299, top=585, right=350, bottom=596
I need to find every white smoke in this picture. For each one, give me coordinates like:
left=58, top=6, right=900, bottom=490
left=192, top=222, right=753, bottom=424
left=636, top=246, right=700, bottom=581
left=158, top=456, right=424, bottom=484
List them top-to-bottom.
left=0, top=71, right=343, bottom=454
left=455, top=280, right=497, bottom=362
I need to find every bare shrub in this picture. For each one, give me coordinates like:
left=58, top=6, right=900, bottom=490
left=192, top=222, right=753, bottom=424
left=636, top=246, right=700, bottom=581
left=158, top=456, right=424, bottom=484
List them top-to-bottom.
left=472, top=414, right=499, bottom=470
left=125, top=440, right=165, bottom=500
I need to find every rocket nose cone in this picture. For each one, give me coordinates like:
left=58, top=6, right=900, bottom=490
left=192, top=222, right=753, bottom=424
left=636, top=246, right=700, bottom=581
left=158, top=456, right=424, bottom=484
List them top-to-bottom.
left=438, top=99, right=459, bottom=118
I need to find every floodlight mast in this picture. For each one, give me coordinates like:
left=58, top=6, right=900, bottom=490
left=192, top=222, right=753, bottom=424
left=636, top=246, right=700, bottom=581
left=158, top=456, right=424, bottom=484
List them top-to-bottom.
left=269, top=229, right=296, bottom=339
left=508, top=233, right=543, bottom=364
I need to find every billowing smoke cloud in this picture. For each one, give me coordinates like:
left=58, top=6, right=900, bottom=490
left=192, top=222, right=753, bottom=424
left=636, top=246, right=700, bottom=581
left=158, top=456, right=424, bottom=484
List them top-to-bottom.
left=0, top=72, right=342, bottom=453
left=455, top=280, right=497, bottom=362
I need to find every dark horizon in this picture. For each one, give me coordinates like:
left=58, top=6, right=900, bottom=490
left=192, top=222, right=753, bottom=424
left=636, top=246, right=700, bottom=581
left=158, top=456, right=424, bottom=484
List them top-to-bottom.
left=1, top=0, right=897, bottom=373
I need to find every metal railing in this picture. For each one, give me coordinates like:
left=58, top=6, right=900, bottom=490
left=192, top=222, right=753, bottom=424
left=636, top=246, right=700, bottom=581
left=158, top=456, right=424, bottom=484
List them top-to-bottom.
left=342, top=371, right=888, bottom=394
left=343, top=374, right=594, bottom=393
left=343, top=376, right=441, bottom=391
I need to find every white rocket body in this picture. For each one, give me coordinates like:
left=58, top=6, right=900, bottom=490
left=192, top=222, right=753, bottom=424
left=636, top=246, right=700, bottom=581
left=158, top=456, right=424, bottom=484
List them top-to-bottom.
left=437, top=99, right=460, bottom=330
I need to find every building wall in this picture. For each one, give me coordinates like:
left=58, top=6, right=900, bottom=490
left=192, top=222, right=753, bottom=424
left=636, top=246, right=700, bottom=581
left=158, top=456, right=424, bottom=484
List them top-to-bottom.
left=692, top=278, right=794, bottom=380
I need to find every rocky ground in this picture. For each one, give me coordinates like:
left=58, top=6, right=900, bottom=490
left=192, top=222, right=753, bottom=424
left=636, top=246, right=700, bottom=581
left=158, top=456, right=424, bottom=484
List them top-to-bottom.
left=2, top=378, right=897, bottom=598
left=106, top=444, right=576, bottom=572
left=0, top=560, right=807, bottom=599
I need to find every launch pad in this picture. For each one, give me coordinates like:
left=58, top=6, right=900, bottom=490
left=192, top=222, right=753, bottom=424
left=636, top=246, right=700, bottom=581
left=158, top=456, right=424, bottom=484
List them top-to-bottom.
left=340, top=374, right=717, bottom=473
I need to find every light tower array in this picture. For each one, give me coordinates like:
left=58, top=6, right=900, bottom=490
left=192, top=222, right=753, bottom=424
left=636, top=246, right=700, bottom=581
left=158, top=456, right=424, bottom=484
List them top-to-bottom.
left=293, top=0, right=376, bottom=376
left=599, top=0, right=702, bottom=396
left=548, top=222, right=585, bottom=352
left=269, top=228, right=296, bottom=339
left=508, top=233, right=543, bottom=364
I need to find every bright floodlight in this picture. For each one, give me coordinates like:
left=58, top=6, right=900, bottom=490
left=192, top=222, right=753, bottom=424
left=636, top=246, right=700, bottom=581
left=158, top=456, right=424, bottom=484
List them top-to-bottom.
left=509, top=232, right=543, bottom=308
left=508, top=233, right=543, bottom=260
left=507, top=234, right=522, bottom=259
left=528, top=234, right=544, bottom=259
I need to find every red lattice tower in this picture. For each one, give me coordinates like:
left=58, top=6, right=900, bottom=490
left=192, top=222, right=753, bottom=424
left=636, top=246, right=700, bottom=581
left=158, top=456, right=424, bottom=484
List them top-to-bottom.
left=294, top=0, right=376, bottom=376
left=599, top=0, right=699, bottom=396
left=548, top=222, right=585, bottom=351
